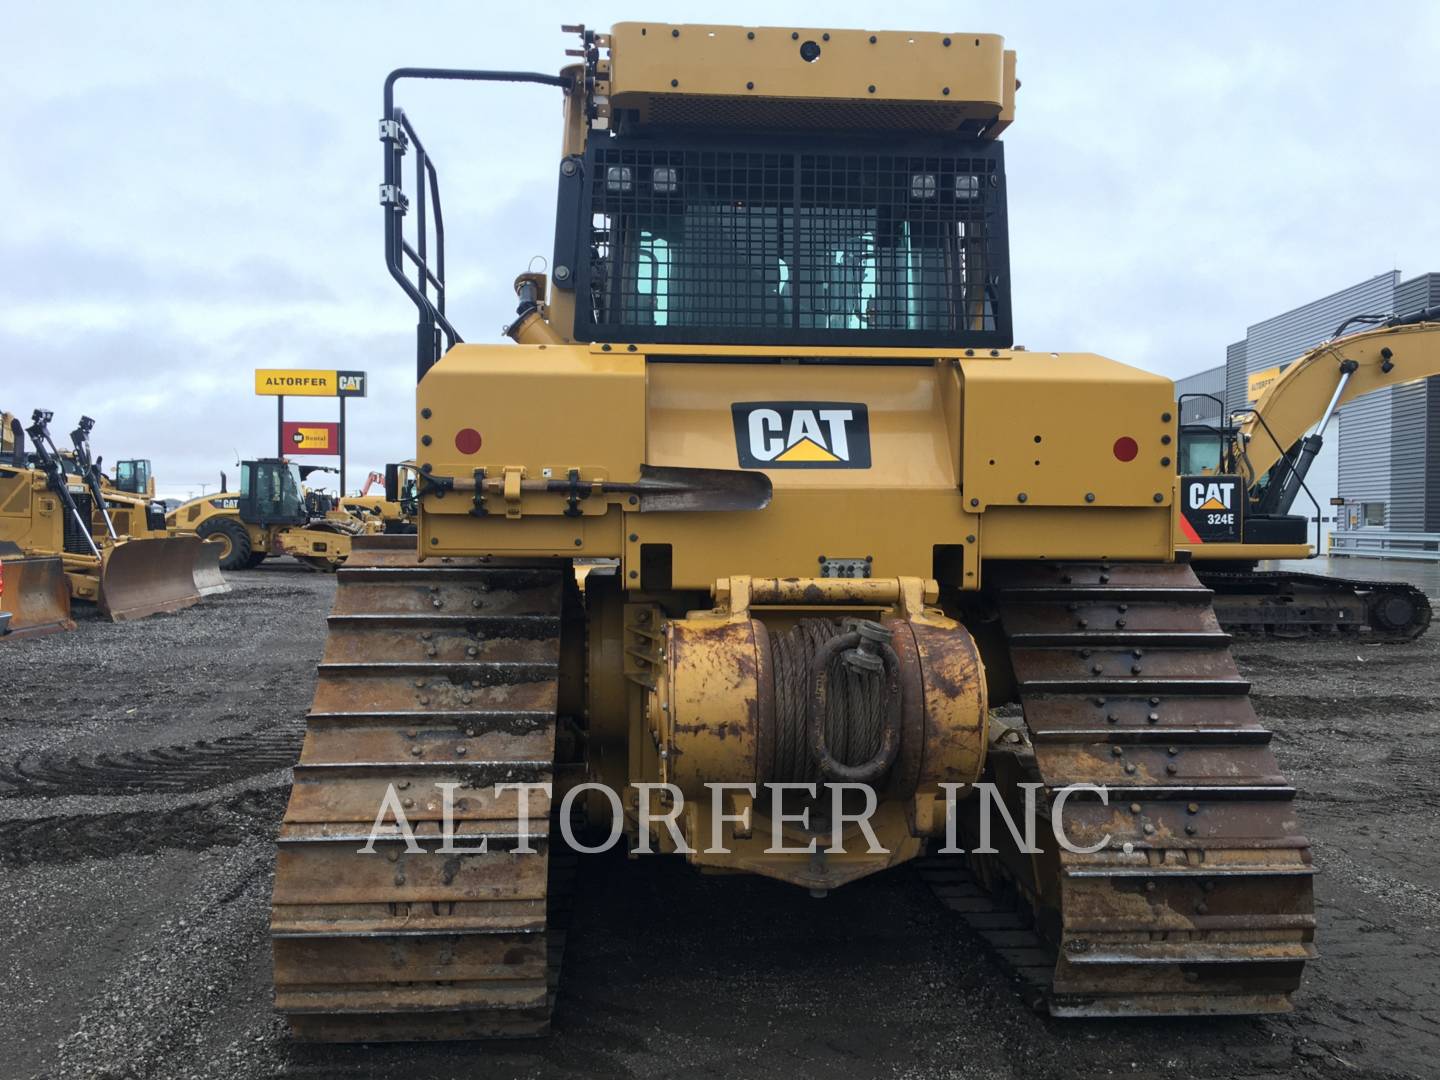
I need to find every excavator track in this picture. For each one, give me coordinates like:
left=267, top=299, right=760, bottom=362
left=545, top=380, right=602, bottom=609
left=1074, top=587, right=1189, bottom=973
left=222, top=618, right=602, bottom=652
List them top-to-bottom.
left=271, top=537, right=571, bottom=1041
left=941, top=561, right=1315, bottom=1016
left=1198, top=568, right=1432, bottom=642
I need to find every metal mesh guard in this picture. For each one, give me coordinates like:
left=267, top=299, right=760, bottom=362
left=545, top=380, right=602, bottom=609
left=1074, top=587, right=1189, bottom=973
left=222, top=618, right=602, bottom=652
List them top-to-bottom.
left=576, top=138, right=1011, bottom=349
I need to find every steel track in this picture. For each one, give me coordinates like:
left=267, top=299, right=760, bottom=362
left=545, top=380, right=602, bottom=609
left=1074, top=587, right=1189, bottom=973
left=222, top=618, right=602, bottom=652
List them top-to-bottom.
left=270, top=538, right=572, bottom=1041
left=932, top=561, right=1316, bottom=1016
left=1199, top=568, right=1432, bottom=642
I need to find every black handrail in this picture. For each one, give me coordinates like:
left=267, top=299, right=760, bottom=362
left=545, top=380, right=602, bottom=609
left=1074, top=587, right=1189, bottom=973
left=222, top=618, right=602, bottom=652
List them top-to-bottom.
left=381, top=68, right=573, bottom=383
left=1230, top=405, right=1325, bottom=558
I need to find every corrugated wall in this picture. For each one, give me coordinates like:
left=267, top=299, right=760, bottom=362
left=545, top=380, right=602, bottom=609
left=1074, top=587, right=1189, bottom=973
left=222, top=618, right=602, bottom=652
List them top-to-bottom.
left=1394, top=274, right=1440, bottom=532
left=1328, top=275, right=1402, bottom=516
left=1224, top=340, right=1248, bottom=418
left=1429, top=380, right=1440, bottom=532
left=1388, top=382, right=1426, bottom=530
left=1338, top=396, right=1394, bottom=516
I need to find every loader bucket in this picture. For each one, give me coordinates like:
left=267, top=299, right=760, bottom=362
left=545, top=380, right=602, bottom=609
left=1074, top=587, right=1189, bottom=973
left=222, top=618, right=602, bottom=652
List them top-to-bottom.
left=97, top=536, right=204, bottom=621
left=190, top=537, right=231, bottom=596
left=0, top=555, right=75, bottom=639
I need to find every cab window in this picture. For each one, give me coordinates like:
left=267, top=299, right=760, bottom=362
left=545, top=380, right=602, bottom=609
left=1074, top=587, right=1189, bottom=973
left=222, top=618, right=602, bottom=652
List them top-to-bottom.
left=1178, top=428, right=1223, bottom=475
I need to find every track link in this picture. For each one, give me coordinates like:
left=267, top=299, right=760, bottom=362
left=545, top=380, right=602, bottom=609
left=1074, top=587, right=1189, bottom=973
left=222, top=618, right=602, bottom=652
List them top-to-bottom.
left=270, top=538, right=570, bottom=1041
left=943, top=561, right=1315, bottom=1016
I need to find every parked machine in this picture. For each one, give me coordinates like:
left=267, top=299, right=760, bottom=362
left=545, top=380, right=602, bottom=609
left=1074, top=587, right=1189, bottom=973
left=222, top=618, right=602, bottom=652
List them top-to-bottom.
left=271, top=23, right=1317, bottom=1039
left=1174, top=311, right=1440, bottom=639
left=0, top=411, right=205, bottom=621
left=0, top=415, right=74, bottom=637
left=66, top=417, right=229, bottom=597
left=109, top=457, right=154, bottom=497
left=168, top=457, right=366, bottom=571
left=340, top=462, right=419, bottom=533
left=0, top=543, right=73, bottom=638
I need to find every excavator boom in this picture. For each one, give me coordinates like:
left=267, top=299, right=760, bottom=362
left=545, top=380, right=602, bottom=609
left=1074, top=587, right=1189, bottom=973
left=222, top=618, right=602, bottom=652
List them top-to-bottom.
left=1237, top=307, right=1440, bottom=486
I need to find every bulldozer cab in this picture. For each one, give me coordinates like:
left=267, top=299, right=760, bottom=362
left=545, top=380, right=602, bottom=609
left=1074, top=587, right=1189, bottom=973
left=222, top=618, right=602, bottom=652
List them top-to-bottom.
left=239, top=458, right=307, bottom=527
left=112, top=459, right=153, bottom=496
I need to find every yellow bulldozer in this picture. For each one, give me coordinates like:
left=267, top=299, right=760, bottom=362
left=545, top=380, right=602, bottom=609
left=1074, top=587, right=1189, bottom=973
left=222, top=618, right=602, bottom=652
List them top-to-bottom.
left=271, top=23, right=1325, bottom=1038
left=1, top=411, right=208, bottom=622
left=64, top=416, right=230, bottom=598
left=167, top=457, right=368, bottom=571
left=0, top=547, right=73, bottom=639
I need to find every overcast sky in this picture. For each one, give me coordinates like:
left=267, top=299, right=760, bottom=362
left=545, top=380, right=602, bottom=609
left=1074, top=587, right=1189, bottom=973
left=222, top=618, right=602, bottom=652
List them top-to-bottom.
left=5, top=1, right=1438, bottom=497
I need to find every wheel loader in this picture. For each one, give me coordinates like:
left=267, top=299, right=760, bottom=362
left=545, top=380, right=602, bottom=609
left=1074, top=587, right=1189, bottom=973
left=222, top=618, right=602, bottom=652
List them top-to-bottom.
left=272, top=23, right=1317, bottom=1039
left=1173, top=309, right=1440, bottom=640
left=0, top=411, right=205, bottom=621
left=168, top=458, right=368, bottom=571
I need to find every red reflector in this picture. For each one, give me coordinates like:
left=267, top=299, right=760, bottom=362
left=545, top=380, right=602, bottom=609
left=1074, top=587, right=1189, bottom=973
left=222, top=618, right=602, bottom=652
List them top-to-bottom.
left=454, top=428, right=483, bottom=455
left=1113, top=436, right=1139, bottom=462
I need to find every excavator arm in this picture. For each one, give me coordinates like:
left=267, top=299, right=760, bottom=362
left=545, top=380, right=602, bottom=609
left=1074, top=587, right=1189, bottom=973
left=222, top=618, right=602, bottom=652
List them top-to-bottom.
left=1237, top=307, right=1440, bottom=500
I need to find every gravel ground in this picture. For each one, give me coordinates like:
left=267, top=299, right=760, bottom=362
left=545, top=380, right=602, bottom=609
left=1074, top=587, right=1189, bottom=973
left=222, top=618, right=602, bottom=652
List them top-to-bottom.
left=2, top=558, right=1438, bottom=1080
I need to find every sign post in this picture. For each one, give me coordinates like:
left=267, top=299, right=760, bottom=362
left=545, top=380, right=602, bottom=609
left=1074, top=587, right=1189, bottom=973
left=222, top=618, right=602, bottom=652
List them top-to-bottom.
left=254, top=369, right=367, bottom=496
left=339, top=397, right=347, bottom=498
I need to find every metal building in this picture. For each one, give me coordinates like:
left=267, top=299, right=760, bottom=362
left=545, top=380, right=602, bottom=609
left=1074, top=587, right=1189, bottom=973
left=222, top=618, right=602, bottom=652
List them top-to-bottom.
left=1183, top=271, right=1440, bottom=558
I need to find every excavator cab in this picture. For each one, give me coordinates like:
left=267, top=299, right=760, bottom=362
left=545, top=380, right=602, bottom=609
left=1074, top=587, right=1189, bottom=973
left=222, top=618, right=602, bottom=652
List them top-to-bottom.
left=1175, top=393, right=1236, bottom=477
left=1176, top=424, right=1225, bottom=475
left=238, top=459, right=307, bottom=527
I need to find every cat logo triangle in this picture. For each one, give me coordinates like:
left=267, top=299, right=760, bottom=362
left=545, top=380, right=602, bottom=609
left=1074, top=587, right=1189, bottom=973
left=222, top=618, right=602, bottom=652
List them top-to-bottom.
left=775, top=436, right=839, bottom=463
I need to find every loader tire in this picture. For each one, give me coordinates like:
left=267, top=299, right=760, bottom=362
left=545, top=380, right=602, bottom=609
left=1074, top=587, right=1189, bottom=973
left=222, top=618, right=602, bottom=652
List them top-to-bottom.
left=198, top=518, right=252, bottom=571
left=245, top=552, right=269, bottom=569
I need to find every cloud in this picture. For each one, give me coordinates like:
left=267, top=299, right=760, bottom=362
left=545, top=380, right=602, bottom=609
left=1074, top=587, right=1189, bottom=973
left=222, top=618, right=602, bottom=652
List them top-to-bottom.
left=0, top=241, right=337, bottom=306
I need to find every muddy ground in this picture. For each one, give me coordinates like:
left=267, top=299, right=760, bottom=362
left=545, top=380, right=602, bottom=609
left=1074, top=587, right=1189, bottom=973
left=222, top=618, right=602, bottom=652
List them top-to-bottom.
left=1, top=558, right=1437, bottom=1080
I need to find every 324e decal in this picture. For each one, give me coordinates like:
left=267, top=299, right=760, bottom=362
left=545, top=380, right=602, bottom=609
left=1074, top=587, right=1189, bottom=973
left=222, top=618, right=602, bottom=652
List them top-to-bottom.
left=1179, top=475, right=1243, bottom=543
